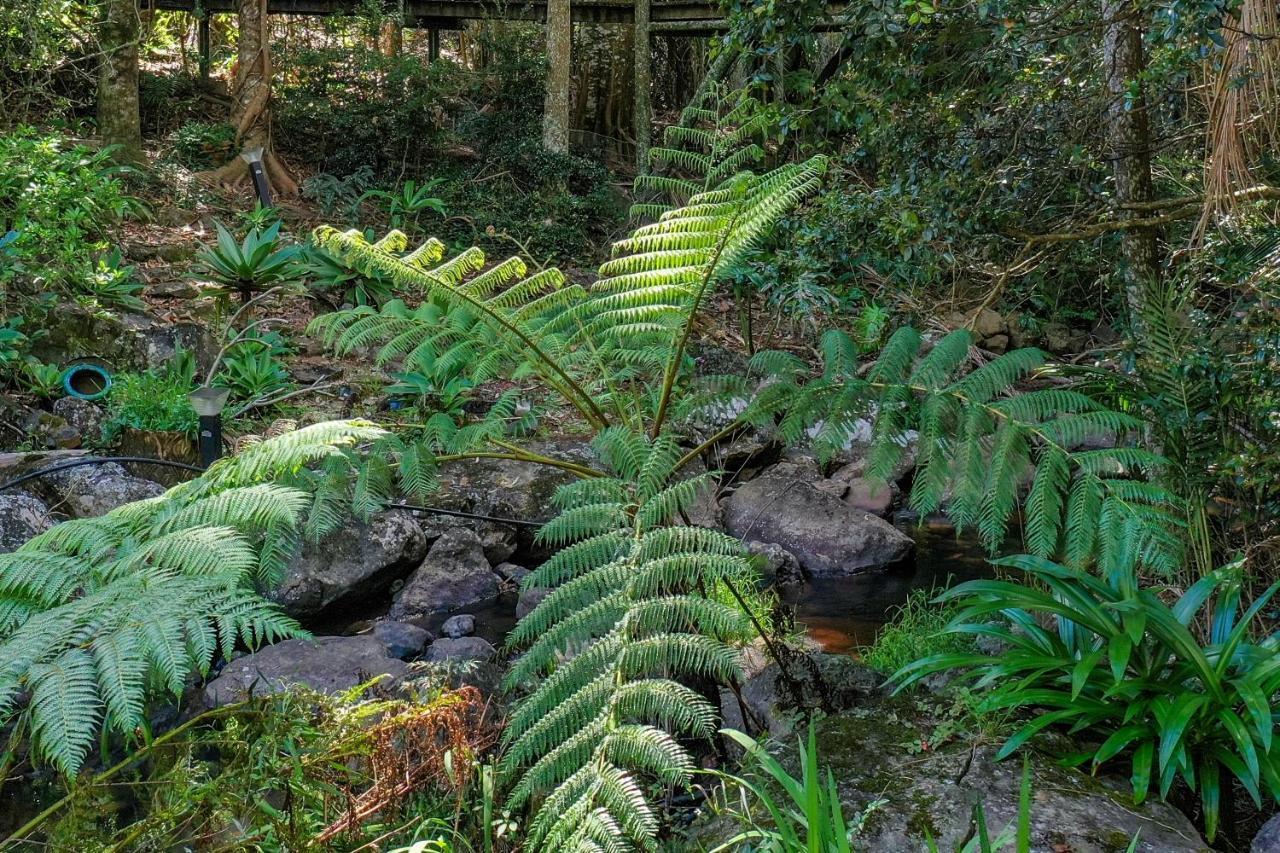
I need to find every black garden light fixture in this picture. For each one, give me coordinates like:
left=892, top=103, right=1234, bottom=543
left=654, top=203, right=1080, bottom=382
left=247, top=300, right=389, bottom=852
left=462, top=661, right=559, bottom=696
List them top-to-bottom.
left=240, top=146, right=273, bottom=208
left=188, top=386, right=231, bottom=467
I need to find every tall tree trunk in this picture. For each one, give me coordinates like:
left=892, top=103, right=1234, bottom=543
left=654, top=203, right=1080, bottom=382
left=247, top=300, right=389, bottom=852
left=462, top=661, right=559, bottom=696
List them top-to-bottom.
left=97, top=0, right=143, bottom=163
left=203, top=0, right=297, bottom=195
left=543, top=0, right=571, bottom=152
left=1101, top=0, right=1159, bottom=312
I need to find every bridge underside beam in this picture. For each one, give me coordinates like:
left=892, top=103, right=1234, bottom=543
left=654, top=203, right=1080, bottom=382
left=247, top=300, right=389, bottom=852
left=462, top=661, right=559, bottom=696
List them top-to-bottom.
left=153, top=0, right=727, bottom=26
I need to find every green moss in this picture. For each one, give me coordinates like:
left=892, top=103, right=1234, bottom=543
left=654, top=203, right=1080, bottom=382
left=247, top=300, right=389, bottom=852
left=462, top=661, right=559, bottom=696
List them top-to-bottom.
left=905, top=792, right=941, bottom=839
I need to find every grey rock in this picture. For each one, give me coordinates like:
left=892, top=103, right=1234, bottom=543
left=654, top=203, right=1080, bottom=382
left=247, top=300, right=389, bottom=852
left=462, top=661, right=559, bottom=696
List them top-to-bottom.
left=146, top=280, right=200, bottom=299
left=971, top=306, right=1007, bottom=339
left=983, top=333, right=1010, bottom=353
left=51, top=398, right=105, bottom=444
left=704, top=429, right=782, bottom=477
left=37, top=460, right=164, bottom=518
left=722, top=475, right=913, bottom=575
left=841, top=476, right=894, bottom=517
left=0, top=493, right=55, bottom=553
left=274, top=510, right=428, bottom=618
left=478, top=523, right=518, bottom=565
left=391, top=528, right=498, bottom=619
left=746, top=540, right=804, bottom=586
left=495, top=562, right=530, bottom=584
left=516, top=585, right=551, bottom=619
left=441, top=614, right=476, bottom=638
left=373, top=620, right=431, bottom=659
left=202, top=636, right=408, bottom=708
left=425, top=636, right=496, bottom=663
left=719, top=652, right=884, bottom=739
left=706, top=664, right=1207, bottom=853
left=810, top=714, right=1205, bottom=852
left=1253, top=813, right=1280, bottom=853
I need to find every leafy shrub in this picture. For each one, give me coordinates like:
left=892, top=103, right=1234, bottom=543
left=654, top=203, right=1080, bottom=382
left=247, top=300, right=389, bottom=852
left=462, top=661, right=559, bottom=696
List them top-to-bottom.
left=168, top=120, right=235, bottom=168
left=0, top=128, right=141, bottom=311
left=194, top=220, right=302, bottom=303
left=214, top=332, right=293, bottom=406
left=104, top=368, right=198, bottom=439
left=895, top=555, right=1280, bottom=841
left=862, top=588, right=970, bottom=675
left=22, top=683, right=494, bottom=850
left=710, top=724, right=868, bottom=852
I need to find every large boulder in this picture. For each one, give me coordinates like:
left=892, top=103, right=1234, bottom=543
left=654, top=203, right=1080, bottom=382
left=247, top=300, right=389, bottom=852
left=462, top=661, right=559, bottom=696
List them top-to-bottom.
left=431, top=438, right=594, bottom=521
left=36, top=460, right=164, bottom=518
left=721, top=474, right=913, bottom=575
left=0, top=493, right=55, bottom=553
left=273, top=510, right=429, bottom=618
left=390, top=527, right=499, bottom=620
left=202, top=636, right=409, bottom=708
left=425, top=636, right=497, bottom=663
left=719, top=652, right=884, bottom=739
left=704, top=656, right=1207, bottom=853
left=809, top=712, right=1206, bottom=852
left=1254, top=813, right=1280, bottom=852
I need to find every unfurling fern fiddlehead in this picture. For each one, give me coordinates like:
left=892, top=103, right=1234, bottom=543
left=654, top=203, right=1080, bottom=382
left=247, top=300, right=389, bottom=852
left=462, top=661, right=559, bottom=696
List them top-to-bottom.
left=0, top=420, right=417, bottom=776
left=500, top=429, right=756, bottom=851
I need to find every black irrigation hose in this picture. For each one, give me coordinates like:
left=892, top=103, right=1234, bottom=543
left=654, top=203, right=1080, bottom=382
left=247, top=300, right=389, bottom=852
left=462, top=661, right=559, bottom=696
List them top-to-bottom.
left=0, top=455, right=548, bottom=528
left=0, top=456, right=207, bottom=493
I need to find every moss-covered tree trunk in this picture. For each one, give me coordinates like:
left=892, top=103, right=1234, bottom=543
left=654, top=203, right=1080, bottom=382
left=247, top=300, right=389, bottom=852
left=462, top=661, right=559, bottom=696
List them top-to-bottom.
left=97, top=0, right=143, bottom=163
left=202, top=0, right=297, bottom=195
left=542, top=0, right=571, bottom=152
left=1101, top=0, right=1159, bottom=311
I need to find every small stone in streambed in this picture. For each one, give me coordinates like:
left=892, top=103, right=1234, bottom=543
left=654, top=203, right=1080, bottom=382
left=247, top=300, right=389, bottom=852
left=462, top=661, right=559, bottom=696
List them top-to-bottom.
left=746, top=540, right=804, bottom=586
left=495, top=562, right=530, bottom=584
left=516, top=586, right=551, bottom=619
left=441, top=614, right=476, bottom=638
left=373, top=620, right=431, bottom=659
left=425, top=636, right=496, bottom=662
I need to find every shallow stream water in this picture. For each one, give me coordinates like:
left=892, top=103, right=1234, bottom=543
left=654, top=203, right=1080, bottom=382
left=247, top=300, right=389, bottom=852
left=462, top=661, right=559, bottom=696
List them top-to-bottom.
left=783, top=521, right=996, bottom=654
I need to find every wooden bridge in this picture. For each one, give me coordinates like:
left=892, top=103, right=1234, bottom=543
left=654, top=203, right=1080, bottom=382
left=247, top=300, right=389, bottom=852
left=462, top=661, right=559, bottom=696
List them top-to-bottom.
left=151, top=0, right=851, bottom=167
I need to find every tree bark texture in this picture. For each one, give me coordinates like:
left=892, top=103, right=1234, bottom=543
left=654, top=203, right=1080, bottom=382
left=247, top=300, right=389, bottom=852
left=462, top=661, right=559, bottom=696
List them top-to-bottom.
left=97, top=0, right=143, bottom=163
left=203, top=0, right=297, bottom=195
left=542, top=0, right=571, bottom=152
left=1101, top=0, right=1159, bottom=309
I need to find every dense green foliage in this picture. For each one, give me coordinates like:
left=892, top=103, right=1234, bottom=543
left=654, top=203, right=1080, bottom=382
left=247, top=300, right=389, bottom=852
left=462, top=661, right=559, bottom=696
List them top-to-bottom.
left=0, top=129, right=143, bottom=313
left=103, top=367, right=199, bottom=440
left=0, top=421, right=425, bottom=775
left=897, top=555, right=1280, bottom=841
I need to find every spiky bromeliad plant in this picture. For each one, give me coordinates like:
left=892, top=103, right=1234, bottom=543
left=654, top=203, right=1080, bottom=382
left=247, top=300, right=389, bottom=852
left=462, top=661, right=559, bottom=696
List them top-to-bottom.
left=307, top=148, right=1189, bottom=847
left=0, top=420, right=425, bottom=776
left=893, top=555, right=1280, bottom=842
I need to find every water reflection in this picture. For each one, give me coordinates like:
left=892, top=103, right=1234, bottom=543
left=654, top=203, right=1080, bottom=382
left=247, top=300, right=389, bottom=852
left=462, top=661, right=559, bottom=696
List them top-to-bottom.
left=781, top=522, right=998, bottom=655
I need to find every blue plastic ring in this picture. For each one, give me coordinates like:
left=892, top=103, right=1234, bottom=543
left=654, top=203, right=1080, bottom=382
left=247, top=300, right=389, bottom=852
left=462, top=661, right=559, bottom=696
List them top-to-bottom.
left=61, top=364, right=112, bottom=401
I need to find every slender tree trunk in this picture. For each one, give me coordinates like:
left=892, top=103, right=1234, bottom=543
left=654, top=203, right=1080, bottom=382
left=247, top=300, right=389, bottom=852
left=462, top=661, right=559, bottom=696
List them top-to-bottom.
left=97, top=0, right=143, bottom=163
left=202, top=0, right=297, bottom=195
left=543, top=0, right=571, bottom=152
left=634, top=0, right=651, bottom=171
left=1101, top=0, right=1159, bottom=312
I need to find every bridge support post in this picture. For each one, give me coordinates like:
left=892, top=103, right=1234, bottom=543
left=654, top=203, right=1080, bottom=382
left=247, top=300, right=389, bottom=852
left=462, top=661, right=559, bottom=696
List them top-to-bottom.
left=542, top=0, right=571, bottom=152
left=634, top=0, right=651, bottom=172
left=197, top=11, right=211, bottom=79
left=428, top=28, right=440, bottom=61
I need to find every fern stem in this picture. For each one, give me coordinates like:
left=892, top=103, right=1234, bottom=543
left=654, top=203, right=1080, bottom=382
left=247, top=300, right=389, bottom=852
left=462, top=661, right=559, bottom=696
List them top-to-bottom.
left=650, top=206, right=740, bottom=439
left=321, top=229, right=611, bottom=429
left=675, top=416, right=753, bottom=474
left=434, top=450, right=606, bottom=480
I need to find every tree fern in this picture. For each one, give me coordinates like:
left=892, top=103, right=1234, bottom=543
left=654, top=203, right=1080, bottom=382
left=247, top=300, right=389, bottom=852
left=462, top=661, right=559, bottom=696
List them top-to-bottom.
left=631, top=85, right=771, bottom=220
left=308, top=155, right=828, bottom=444
left=698, top=327, right=1185, bottom=577
left=0, top=420, right=416, bottom=776
left=500, top=430, right=755, bottom=852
